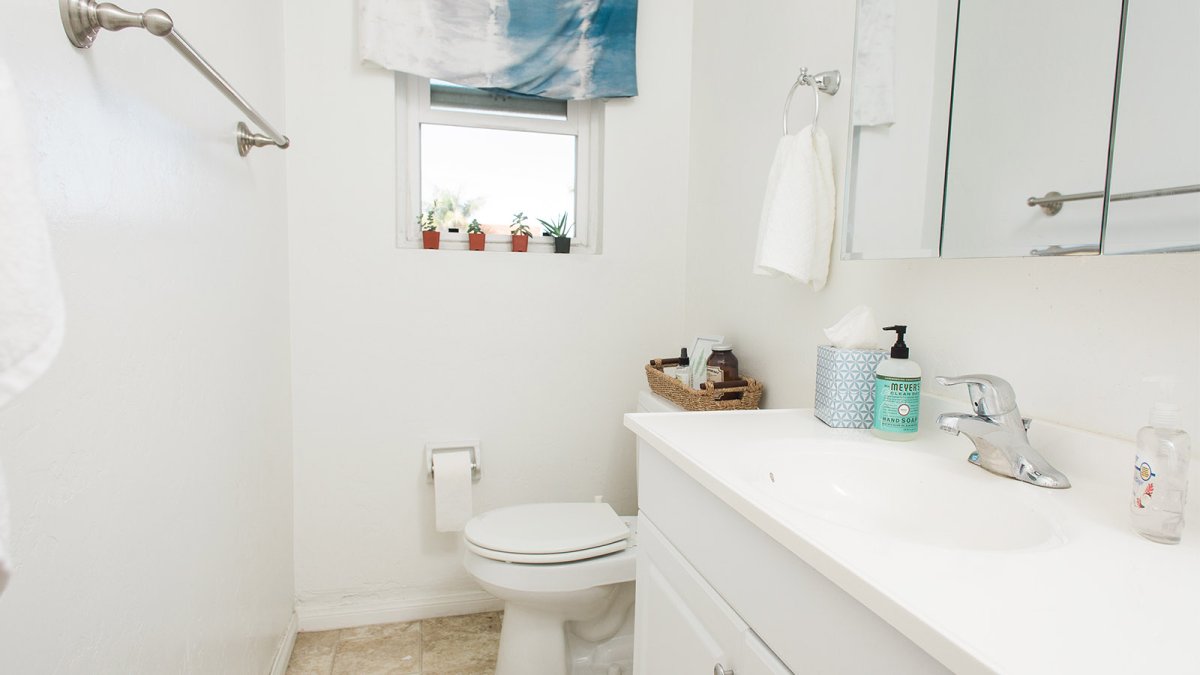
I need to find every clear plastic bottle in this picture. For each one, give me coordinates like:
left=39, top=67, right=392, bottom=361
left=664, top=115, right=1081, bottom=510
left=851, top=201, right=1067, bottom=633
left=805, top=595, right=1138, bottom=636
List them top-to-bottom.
left=1130, top=402, right=1191, bottom=544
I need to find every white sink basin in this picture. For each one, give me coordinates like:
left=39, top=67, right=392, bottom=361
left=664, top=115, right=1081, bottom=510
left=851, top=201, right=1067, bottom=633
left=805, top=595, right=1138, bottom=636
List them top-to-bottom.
left=736, top=440, right=1062, bottom=551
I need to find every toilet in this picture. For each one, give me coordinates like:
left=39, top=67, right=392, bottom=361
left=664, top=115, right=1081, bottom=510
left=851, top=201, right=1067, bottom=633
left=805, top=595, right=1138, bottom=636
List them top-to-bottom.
left=461, top=391, right=680, bottom=675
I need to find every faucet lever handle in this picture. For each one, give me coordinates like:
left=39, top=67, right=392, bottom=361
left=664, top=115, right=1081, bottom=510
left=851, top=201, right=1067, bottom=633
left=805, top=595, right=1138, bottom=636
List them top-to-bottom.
left=935, top=374, right=1018, bottom=417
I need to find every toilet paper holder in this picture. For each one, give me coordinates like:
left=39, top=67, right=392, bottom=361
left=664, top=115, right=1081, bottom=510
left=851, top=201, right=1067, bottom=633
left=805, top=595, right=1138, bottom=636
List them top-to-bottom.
left=425, top=441, right=482, bottom=482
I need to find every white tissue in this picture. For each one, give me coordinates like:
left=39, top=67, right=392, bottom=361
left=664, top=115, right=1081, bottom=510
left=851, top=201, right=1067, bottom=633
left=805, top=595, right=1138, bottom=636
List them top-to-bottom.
left=824, top=306, right=884, bottom=349
left=433, top=451, right=473, bottom=532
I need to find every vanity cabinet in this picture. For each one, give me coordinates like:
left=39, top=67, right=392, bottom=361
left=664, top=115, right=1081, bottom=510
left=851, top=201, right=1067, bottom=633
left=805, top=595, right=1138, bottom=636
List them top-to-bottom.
left=627, top=407, right=1200, bottom=673
left=634, top=438, right=949, bottom=674
left=635, top=515, right=790, bottom=675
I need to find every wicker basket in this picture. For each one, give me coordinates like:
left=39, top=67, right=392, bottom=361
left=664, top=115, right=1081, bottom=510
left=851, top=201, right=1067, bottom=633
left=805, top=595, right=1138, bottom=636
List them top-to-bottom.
left=645, top=359, right=763, bottom=411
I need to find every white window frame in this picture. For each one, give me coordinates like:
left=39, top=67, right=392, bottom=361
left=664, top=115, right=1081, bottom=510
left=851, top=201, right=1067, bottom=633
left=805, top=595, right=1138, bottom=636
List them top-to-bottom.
left=396, top=74, right=604, bottom=253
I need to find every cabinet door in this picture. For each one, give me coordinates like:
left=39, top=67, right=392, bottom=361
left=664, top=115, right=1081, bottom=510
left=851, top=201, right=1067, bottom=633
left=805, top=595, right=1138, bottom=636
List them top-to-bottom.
left=634, top=515, right=747, bottom=674
left=634, top=556, right=728, bottom=673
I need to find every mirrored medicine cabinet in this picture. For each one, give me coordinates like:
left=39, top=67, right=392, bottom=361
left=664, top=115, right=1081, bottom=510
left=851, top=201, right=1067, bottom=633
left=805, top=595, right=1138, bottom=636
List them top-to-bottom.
left=842, top=0, right=1200, bottom=260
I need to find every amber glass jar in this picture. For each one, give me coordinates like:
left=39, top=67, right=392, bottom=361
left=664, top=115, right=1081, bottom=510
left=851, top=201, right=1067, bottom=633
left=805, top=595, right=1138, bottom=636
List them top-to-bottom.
left=705, top=345, right=739, bottom=384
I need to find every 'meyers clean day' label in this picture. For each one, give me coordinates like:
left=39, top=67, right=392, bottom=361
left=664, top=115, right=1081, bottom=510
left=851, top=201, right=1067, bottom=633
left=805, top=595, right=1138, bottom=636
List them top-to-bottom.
left=873, top=376, right=921, bottom=434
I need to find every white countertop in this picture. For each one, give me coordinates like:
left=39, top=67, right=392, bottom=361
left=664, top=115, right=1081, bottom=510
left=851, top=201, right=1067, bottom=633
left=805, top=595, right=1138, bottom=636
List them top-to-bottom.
left=625, top=397, right=1199, bottom=675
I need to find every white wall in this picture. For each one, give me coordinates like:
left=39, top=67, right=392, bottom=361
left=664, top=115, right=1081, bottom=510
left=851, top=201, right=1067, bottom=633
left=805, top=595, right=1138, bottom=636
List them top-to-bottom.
left=0, top=0, right=294, bottom=672
left=286, top=0, right=694, bottom=626
left=685, top=0, right=1199, bottom=441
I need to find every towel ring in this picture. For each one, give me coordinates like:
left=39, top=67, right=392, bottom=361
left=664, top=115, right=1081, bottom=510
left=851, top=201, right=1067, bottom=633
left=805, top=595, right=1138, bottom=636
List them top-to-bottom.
left=783, top=68, right=841, bottom=135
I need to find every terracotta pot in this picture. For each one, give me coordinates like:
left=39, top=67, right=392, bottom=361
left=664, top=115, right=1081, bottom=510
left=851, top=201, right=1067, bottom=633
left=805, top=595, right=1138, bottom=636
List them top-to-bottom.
left=422, top=230, right=440, bottom=249
left=468, top=232, right=486, bottom=251
left=511, top=234, right=529, bottom=252
left=553, top=236, right=571, bottom=254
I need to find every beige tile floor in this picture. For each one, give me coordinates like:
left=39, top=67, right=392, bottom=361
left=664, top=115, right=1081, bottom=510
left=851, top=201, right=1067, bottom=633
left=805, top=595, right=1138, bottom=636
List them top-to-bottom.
left=285, top=611, right=502, bottom=675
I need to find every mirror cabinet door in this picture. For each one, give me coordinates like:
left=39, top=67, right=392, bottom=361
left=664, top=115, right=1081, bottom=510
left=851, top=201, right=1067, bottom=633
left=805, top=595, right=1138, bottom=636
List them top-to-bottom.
left=840, top=0, right=1194, bottom=259
left=841, top=0, right=956, bottom=260
left=940, top=0, right=1123, bottom=258
left=1102, top=0, right=1200, bottom=255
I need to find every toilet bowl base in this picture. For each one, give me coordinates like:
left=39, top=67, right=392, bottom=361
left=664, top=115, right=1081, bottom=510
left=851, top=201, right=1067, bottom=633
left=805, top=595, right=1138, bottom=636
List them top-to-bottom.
left=489, top=582, right=634, bottom=675
left=495, top=602, right=572, bottom=675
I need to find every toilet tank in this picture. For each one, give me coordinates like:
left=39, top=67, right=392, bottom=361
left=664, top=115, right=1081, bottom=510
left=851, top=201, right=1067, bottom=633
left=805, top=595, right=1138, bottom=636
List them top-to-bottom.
left=637, top=390, right=682, bottom=413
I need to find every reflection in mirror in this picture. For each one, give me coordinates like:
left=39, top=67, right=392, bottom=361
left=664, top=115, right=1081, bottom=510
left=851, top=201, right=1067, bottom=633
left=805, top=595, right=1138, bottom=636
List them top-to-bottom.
left=841, top=0, right=955, bottom=260
left=841, top=0, right=1196, bottom=260
left=940, top=0, right=1123, bottom=258
left=1102, top=0, right=1200, bottom=255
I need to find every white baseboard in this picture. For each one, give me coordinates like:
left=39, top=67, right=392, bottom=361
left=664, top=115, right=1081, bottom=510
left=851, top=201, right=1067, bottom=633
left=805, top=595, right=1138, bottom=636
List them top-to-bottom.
left=297, top=590, right=503, bottom=633
left=268, top=612, right=299, bottom=675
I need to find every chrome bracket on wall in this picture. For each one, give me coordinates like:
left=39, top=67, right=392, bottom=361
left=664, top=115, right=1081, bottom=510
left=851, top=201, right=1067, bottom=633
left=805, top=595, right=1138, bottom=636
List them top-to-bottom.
left=59, top=0, right=290, bottom=157
left=783, top=68, right=841, bottom=134
left=1027, top=184, right=1200, bottom=216
left=425, top=442, right=482, bottom=483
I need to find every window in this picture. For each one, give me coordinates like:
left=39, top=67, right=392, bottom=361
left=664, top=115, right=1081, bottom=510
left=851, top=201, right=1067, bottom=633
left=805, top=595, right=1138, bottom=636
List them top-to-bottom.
left=397, top=76, right=603, bottom=251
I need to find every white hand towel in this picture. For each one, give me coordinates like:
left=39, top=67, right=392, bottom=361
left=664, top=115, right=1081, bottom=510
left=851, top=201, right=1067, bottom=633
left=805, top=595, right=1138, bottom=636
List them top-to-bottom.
left=851, top=0, right=896, bottom=127
left=0, top=60, right=66, bottom=595
left=753, top=125, right=836, bottom=291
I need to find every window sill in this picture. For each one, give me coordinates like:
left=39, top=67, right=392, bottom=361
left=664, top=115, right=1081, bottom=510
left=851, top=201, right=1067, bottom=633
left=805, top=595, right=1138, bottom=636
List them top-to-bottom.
left=398, top=233, right=594, bottom=254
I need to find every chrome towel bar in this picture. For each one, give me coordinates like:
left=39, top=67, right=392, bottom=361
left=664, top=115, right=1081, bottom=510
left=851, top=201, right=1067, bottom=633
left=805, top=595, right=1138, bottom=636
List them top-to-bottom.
left=59, top=0, right=290, bottom=156
left=1027, top=183, right=1199, bottom=216
left=1030, top=242, right=1200, bottom=256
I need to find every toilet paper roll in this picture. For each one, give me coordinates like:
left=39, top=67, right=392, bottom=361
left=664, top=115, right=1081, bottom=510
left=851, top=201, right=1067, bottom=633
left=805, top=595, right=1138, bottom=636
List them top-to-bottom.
left=433, top=451, right=473, bottom=532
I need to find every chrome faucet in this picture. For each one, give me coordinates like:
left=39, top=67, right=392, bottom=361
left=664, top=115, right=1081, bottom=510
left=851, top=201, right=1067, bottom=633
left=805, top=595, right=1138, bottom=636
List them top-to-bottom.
left=935, top=374, right=1070, bottom=489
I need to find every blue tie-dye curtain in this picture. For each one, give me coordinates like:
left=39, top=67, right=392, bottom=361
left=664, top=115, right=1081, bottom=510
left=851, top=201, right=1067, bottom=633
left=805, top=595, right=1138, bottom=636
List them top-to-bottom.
left=359, top=0, right=639, bottom=100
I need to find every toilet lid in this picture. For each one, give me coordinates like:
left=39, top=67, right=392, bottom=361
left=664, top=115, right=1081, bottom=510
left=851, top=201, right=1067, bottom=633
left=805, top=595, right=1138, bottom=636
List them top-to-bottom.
left=464, top=502, right=630, bottom=556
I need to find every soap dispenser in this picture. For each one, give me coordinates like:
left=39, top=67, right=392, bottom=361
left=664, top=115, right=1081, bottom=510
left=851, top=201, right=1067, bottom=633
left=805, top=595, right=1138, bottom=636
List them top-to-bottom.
left=872, top=325, right=921, bottom=441
left=1130, top=378, right=1191, bottom=544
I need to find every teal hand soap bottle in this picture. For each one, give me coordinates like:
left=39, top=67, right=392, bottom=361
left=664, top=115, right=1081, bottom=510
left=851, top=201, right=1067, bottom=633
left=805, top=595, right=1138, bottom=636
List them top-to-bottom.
left=872, top=325, right=921, bottom=441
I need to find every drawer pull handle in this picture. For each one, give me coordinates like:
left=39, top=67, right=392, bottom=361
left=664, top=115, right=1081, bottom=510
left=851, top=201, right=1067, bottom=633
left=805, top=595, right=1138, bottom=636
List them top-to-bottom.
left=714, top=665, right=735, bottom=675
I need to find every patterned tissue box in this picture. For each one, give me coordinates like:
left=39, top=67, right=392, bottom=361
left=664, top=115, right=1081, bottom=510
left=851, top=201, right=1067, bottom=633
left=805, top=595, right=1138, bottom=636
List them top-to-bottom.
left=814, top=345, right=887, bottom=428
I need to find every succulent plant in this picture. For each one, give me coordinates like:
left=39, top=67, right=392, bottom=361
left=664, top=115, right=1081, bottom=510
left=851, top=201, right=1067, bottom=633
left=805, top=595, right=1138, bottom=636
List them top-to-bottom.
left=419, top=209, right=438, bottom=232
left=510, top=212, right=532, bottom=237
left=538, top=212, right=573, bottom=239
left=467, top=219, right=484, bottom=235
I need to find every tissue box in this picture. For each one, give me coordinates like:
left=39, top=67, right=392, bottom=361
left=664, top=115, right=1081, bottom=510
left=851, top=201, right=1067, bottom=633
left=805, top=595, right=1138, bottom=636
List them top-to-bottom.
left=814, top=345, right=887, bottom=428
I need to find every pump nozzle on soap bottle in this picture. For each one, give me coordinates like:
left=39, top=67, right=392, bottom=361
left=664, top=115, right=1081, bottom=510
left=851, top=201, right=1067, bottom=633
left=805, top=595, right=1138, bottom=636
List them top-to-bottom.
left=883, top=325, right=910, bottom=359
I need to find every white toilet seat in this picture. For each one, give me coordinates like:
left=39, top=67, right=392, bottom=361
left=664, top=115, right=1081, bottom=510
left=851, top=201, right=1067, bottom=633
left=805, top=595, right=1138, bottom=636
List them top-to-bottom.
left=464, top=502, right=630, bottom=558
left=464, top=517, right=638, bottom=594
left=465, top=537, right=627, bottom=564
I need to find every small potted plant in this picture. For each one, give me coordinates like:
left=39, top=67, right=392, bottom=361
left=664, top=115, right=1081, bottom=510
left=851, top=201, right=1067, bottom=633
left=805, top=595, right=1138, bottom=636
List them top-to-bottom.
left=419, top=209, right=440, bottom=249
left=510, top=212, right=532, bottom=252
left=539, top=212, right=573, bottom=254
left=467, top=219, right=486, bottom=251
